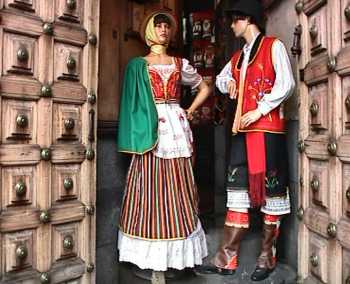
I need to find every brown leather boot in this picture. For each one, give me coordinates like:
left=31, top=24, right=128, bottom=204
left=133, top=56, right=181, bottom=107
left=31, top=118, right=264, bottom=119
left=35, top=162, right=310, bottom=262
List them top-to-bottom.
left=251, top=223, right=278, bottom=281
left=209, top=225, right=247, bottom=275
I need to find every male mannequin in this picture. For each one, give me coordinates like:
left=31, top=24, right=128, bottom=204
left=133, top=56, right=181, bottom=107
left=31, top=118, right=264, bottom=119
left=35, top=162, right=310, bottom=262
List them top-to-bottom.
left=210, top=0, right=295, bottom=281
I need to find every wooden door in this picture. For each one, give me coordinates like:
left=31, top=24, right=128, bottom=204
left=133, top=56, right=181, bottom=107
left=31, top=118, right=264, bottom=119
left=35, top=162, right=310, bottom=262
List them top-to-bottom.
left=0, top=0, right=99, bottom=283
left=296, top=0, right=350, bottom=283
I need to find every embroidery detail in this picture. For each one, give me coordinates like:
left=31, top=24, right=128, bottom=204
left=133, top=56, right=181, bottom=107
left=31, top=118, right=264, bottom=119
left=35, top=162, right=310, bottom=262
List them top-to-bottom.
left=148, top=58, right=182, bottom=101
left=248, top=64, right=273, bottom=102
left=179, top=113, right=185, bottom=121
left=227, top=167, right=238, bottom=183
left=265, top=170, right=279, bottom=190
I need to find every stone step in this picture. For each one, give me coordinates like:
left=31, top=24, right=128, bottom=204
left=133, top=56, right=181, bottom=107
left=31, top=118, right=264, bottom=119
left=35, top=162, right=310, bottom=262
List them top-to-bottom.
left=198, top=227, right=297, bottom=284
left=119, top=228, right=297, bottom=284
left=119, top=262, right=296, bottom=284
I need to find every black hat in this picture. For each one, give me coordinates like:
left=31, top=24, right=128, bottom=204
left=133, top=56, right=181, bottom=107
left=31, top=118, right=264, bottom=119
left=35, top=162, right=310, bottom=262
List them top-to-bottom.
left=225, top=0, right=265, bottom=29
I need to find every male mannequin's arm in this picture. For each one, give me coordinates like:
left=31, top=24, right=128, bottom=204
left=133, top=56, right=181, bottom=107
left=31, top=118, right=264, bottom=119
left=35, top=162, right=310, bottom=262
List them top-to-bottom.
left=216, top=61, right=237, bottom=98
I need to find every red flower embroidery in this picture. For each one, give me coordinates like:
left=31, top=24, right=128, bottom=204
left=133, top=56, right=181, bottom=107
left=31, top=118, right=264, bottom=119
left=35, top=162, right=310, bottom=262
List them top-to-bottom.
left=248, top=64, right=273, bottom=102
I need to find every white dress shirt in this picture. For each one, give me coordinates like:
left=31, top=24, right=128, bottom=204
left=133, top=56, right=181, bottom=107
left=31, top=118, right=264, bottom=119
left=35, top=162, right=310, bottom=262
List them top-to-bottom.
left=216, top=34, right=295, bottom=116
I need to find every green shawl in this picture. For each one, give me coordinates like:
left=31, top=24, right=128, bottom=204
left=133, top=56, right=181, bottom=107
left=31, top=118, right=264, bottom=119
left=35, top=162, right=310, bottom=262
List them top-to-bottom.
left=117, top=57, right=158, bottom=154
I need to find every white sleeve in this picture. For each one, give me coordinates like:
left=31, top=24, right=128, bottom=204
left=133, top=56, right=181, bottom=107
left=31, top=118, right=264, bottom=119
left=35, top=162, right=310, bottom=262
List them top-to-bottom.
left=257, top=40, right=295, bottom=115
left=181, top=58, right=203, bottom=89
left=215, top=61, right=235, bottom=94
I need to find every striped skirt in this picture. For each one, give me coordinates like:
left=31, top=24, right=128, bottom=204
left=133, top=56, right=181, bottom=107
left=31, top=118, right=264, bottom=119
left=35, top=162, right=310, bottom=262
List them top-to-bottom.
left=119, top=151, right=199, bottom=240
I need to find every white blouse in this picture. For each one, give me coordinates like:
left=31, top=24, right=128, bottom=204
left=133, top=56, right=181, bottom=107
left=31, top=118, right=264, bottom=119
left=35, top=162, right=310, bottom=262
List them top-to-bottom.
left=216, top=34, right=295, bottom=116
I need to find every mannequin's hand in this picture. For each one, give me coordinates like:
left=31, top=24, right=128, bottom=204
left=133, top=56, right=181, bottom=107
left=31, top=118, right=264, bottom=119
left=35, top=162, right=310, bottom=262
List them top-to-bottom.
left=228, top=80, right=237, bottom=99
left=186, top=108, right=195, bottom=120
left=240, top=109, right=262, bottom=128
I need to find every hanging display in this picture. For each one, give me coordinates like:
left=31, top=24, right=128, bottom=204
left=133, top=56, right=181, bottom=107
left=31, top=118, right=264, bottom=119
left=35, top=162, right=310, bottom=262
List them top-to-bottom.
left=188, top=10, right=216, bottom=126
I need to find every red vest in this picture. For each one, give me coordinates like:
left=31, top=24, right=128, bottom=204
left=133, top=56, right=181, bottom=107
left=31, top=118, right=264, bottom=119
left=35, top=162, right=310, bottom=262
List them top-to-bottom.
left=231, top=36, right=285, bottom=133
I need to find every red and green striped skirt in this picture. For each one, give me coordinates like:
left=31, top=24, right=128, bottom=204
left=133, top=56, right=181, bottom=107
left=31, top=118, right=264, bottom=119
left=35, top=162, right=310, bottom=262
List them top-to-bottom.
left=119, top=152, right=199, bottom=240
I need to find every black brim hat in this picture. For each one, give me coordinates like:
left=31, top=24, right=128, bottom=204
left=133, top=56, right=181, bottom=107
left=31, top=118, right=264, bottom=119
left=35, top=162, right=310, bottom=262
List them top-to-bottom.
left=225, top=0, right=265, bottom=29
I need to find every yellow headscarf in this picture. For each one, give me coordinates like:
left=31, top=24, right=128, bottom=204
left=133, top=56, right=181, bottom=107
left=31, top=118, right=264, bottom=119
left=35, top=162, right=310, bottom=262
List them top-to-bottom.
left=141, top=11, right=178, bottom=55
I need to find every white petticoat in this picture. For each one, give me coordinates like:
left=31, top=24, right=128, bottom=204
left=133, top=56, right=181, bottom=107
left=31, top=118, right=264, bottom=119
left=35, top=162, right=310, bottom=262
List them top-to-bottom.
left=153, top=103, right=193, bottom=159
left=227, top=189, right=291, bottom=215
left=118, top=221, right=208, bottom=271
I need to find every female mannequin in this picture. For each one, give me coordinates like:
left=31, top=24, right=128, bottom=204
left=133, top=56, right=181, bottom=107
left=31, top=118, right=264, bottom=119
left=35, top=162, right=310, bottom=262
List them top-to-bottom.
left=117, top=10, right=211, bottom=283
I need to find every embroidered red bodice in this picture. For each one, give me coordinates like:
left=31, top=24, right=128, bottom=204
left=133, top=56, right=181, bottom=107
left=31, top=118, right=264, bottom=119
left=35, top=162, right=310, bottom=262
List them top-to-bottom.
left=148, top=57, right=182, bottom=103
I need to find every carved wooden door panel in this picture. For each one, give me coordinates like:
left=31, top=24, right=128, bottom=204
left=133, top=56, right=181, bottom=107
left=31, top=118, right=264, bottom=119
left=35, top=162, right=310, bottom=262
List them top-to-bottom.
left=0, top=0, right=99, bottom=283
left=296, top=0, right=350, bottom=283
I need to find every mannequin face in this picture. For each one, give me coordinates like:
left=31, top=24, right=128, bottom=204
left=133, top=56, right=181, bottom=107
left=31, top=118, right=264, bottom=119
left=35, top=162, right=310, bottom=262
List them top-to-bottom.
left=230, top=16, right=250, bottom=38
left=154, top=22, right=171, bottom=44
